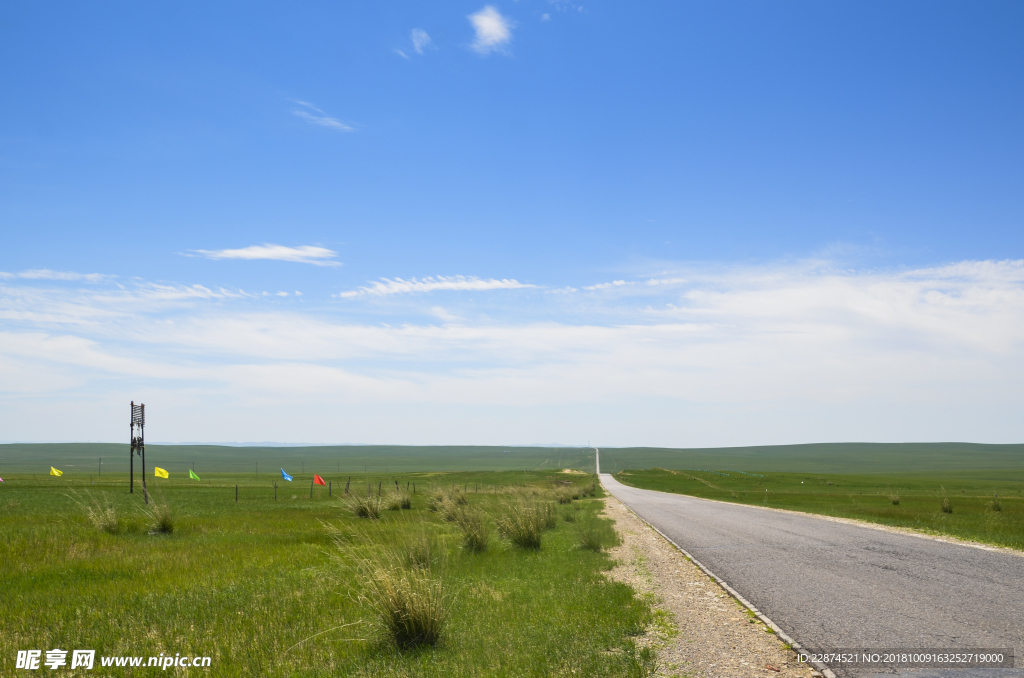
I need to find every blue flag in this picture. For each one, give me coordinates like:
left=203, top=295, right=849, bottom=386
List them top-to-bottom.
left=281, top=468, right=293, bottom=481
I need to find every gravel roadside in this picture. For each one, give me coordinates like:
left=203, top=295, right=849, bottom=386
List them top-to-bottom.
left=602, top=494, right=820, bottom=678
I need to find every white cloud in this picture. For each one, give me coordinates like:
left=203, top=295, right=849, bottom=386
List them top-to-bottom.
left=468, top=6, right=514, bottom=55
left=541, top=13, right=550, bottom=21
left=411, top=28, right=432, bottom=54
left=292, top=101, right=354, bottom=131
left=190, top=244, right=340, bottom=266
left=2, top=259, right=1024, bottom=445
left=0, top=269, right=111, bottom=283
left=338, top=275, right=535, bottom=298
left=585, top=280, right=632, bottom=290
left=430, top=306, right=463, bottom=323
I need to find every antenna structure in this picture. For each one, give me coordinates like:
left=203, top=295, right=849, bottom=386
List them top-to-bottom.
left=130, top=401, right=148, bottom=504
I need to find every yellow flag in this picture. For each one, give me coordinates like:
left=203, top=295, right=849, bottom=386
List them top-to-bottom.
left=50, top=467, right=63, bottom=476
left=154, top=467, right=169, bottom=479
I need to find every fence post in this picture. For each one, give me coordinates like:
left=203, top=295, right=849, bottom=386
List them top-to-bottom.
left=274, top=481, right=277, bottom=501
left=310, top=481, right=313, bottom=499
left=329, top=481, right=332, bottom=498
left=378, top=481, right=381, bottom=497
left=235, top=485, right=238, bottom=503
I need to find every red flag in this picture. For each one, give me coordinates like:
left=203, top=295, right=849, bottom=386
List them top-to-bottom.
left=313, top=474, right=326, bottom=486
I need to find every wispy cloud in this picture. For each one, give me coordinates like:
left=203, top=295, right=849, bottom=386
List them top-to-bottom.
left=468, top=6, right=514, bottom=55
left=411, top=28, right=432, bottom=54
left=292, top=101, right=354, bottom=131
left=190, top=244, right=340, bottom=267
left=2, top=260, right=1024, bottom=445
left=0, top=269, right=111, bottom=283
left=338, top=275, right=535, bottom=298
left=584, top=280, right=631, bottom=290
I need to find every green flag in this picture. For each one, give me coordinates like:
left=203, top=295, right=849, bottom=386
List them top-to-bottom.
left=189, top=469, right=200, bottom=481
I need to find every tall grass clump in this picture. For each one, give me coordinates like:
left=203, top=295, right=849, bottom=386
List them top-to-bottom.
left=887, top=486, right=900, bottom=506
left=554, top=487, right=576, bottom=504
left=386, top=490, right=412, bottom=511
left=66, top=491, right=121, bottom=534
left=349, top=494, right=383, bottom=519
left=989, top=496, right=1002, bottom=512
left=940, top=497, right=953, bottom=513
left=496, top=499, right=554, bottom=550
left=149, top=500, right=175, bottom=534
left=454, top=509, right=488, bottom=553
left=575, top=518, right=620, bottom=552
left=336, top=525, right=452, bottom=649
left=403, top=528, right=443, bottom=571
left=354, top=551, right=451, bottom=649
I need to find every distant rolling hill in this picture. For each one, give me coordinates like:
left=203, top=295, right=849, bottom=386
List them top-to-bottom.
left=1, top=442, right=1022, bottom=476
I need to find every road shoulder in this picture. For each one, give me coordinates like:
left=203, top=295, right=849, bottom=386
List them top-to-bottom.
left=603, top=494, right=819, bottom=678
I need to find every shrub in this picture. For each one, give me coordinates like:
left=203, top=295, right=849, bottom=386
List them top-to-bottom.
left=941, top=497, right=953, bottom=514
left=989, top=497, right=1002, bottom=512
left=576, top=518, right=620, bottom=552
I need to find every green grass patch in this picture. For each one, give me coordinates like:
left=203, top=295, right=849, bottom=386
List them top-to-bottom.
left=614, top=468, right=1024, bottom=551
left=0, top=471, right=653, bottom=676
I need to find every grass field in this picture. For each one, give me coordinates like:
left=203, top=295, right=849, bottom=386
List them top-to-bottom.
left=5, top=441, right=1024, bottom=476
left=614, top=468, right=1024, bottom=551
left=0, top=471, right=656, bottom=677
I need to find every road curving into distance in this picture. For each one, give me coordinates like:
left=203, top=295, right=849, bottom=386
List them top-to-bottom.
left=601, top=473, right=1024, bottom=678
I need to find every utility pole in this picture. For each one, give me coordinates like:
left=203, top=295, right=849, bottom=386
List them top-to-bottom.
left=595, top=447, right=600, bottom=475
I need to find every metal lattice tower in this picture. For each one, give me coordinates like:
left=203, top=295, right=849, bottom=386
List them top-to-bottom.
left=130, top=402, right=147, bottom=504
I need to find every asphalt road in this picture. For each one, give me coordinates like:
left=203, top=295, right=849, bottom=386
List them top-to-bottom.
left=601, top=474, right=1024, bottom=678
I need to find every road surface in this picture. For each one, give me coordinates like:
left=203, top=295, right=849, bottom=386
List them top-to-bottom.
left=601, top=474, right=1024, bottom=677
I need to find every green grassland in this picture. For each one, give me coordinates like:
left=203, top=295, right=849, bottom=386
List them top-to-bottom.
left=4, top=441, right=1024, bottom=476
left=614, top=468, right=1024, bottom=550
left=0, top=471, right=655, bottom=677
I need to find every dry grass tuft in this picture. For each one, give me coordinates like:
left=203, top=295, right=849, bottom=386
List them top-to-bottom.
left=66, top=490, right=121, bottom=534
left=386, top=491, right=412, bottom=511
left=348, top=494, right=383, bottom=519
left=496, top=499, right=555, bottom=550
left=149, top=500, right=175, bottom=534
left=454, top=509, right=489, bottom=553
left=334, top=525, right=453, bottom=649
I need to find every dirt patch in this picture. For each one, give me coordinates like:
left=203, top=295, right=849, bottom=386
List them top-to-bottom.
left=602, top=494, right=820, bottom=677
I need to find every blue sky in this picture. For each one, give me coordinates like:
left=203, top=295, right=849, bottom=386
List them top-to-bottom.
left=1, top=1, right=1023, bottom=445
